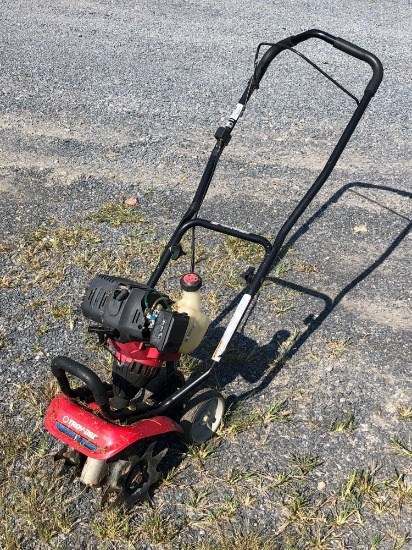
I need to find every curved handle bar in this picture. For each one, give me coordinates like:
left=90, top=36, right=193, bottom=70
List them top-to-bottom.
left=254, top=28, right=383, bottom=97
left=332, top=37, right=382, bottom=94
left=51, top=356, right=111, bottom=416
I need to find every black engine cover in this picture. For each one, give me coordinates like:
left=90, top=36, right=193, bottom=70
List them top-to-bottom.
left=81, top=274, right=189, bottom=351
left=150, top=309, right=189, bottom=354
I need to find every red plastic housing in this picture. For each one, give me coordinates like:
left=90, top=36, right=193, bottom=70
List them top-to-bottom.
left=109, top=339, right=181, bottom=368
left=44, top=393, right=183, bottom=460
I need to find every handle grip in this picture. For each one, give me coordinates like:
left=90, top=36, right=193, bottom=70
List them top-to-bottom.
left=254, top=29, right=383, bottom=97
left=332, top=36, right=383, bottom=94
left=51, top=356, right=111, bottom=416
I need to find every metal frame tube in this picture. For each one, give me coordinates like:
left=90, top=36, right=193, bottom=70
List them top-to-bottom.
left=54, top=31, right=382, bottom=424
left=136, top=32, right=383, bottom=421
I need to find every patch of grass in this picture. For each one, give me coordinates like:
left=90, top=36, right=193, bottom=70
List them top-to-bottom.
left=87, top=202, right=146, bottom=226
left=8, top=216, right=146, bottom=291
left=11, top=225, right=102, bottom=291
left=20, top=226, right=100, bottom=255
left=121, top=231, right=166, bottom=271
left=178, top=231, right=210, bottom=265
left=221, top=236, right=264, bottom=264
left=0, top=243, right=13, bottom=253
left=72, top=246, right=135, bottom=279
left=205, top=256, right=244, bottom=290
left=272, top=258, right=292, bottom=278
left=294, top=261, right=318, bottom=273
left=34, top=268, right=66, bottom=288
left=0, top=270, right=24, bottom=288
left=205, top=289, right=222, bottom=316
left=266, top=290, right=298, bottom=316
left=29, top=296, right=46, bottom=310
left=50, top=301, right=76, bottom=330
left=50, top=302, right=72, bottom=319
left=274, top=303, right=296, bottom=316
left=37, top=323, right=50, bottom=336
left=0, top=328, right=6, bottom=350
left=269, top=328, right=300, bottom=371
left=327, top=337, right=352, bottom=359
left=224, top=343, right=259, bottom=365
left=179, top=355, right=206, bottom=376
left=15, top=377, right=59, bottom=417
left=223, top=397, right=292, bottom=437
left=264, top=399, right=292, bottom=424
left=222, top=402, right=261, bottom=436
left=397, top=405, right=412, bottom=420
left=329, top=409, right=356, bottom=433
left=0, top=418, right=34, bottom=474
left=0, top=423, right=77, bottom=544
left=390, top=436, right=412, bottom=458
left=186, top=439, right=219, bottom=462
left=289, top=453, right=322, bottom=477
left=269, top=462, right=412, bottom=548
left=162, top=465, right=186, bottom=487
left=224, top=467, right=259, bottom=485
left=340, top=468, right=380, bottom=501
left=267, top=471, right=294, bottom=489
left=385, top=472, right=412, bottom=508
left=9, top=481, right=75, bottom=542
left=188, top=488, right=209, bottom=507
left=285, top=491, right=310, bottom=523
left=211, top=493, right=241, bottom=520
left=332, top=493, right=362, bottom=526
left=93, top=506, right=135, bottom=541
left=142, top=510, right=180, bottom=544
left=2, top=527, right=21, bottom=549
left=192, top=529, right=276, bottom=550
left=225, top=530, right=275, bottom=550
left=388, top=532, right=412, bottom=550
left=370, top=533, right=385, bottom=548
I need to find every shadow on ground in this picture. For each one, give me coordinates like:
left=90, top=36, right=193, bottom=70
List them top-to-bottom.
left=161, top=180, right=411, bottom=488
left=189, top=181, right=410, bottom=389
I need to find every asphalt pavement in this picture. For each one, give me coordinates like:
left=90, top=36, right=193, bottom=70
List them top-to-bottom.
left=0, top=1, right=411, bottom=548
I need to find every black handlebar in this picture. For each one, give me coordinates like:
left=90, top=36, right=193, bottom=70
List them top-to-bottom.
left=254, top=28, right=383, bottom=97
left=332, top=37, right=383, bottom=94
left=51, top=356, right=111, bottom=416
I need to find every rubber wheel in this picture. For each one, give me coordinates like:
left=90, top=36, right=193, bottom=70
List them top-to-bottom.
left=180, top=388, right=225, bottom=444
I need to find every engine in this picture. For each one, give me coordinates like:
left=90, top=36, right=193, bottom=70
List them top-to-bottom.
left=81, top=274, right=190, bottom=409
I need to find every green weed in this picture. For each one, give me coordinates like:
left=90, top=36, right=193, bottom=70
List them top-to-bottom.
left=87, top=202, right=146, bottom=226
left=329, top=410, right=356, bottom=433
left=390, top=436, right=412, bottom=458
left=289, top=453, right=322, bottom=477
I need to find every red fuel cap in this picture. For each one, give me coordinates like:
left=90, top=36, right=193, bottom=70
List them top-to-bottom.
left=180, top=272, right=202, bottom=292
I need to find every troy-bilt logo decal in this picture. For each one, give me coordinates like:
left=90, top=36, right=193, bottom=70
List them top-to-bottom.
left=62, top=415, right=99, bottom=441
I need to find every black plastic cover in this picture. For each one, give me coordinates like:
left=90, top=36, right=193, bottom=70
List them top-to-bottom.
left=81, top=274, right=188, bottom=352
left=82, top=274, right=154, bottom=343
left=150, top=309, right=189, bottom=353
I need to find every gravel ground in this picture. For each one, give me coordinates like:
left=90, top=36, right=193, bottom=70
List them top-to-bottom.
left=0, top=1, right=411, bottom=549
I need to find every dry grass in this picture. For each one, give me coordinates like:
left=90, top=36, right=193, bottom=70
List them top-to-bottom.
left=1, top=198, right=410, bottom=549
left=86, top=202, right=146, bottom=226
left=0, top=328, right=6, bottom=350
left=1, top=358, right=411, bottom=549
left=222, top=397, right=292, bottom=437
left=329, top=409, right=356, bottom=434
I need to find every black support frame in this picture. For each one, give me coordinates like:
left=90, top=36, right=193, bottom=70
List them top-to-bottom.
left=136, top=29, right=383, bottom=423
left=52, top=30, right=383, bottom=424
